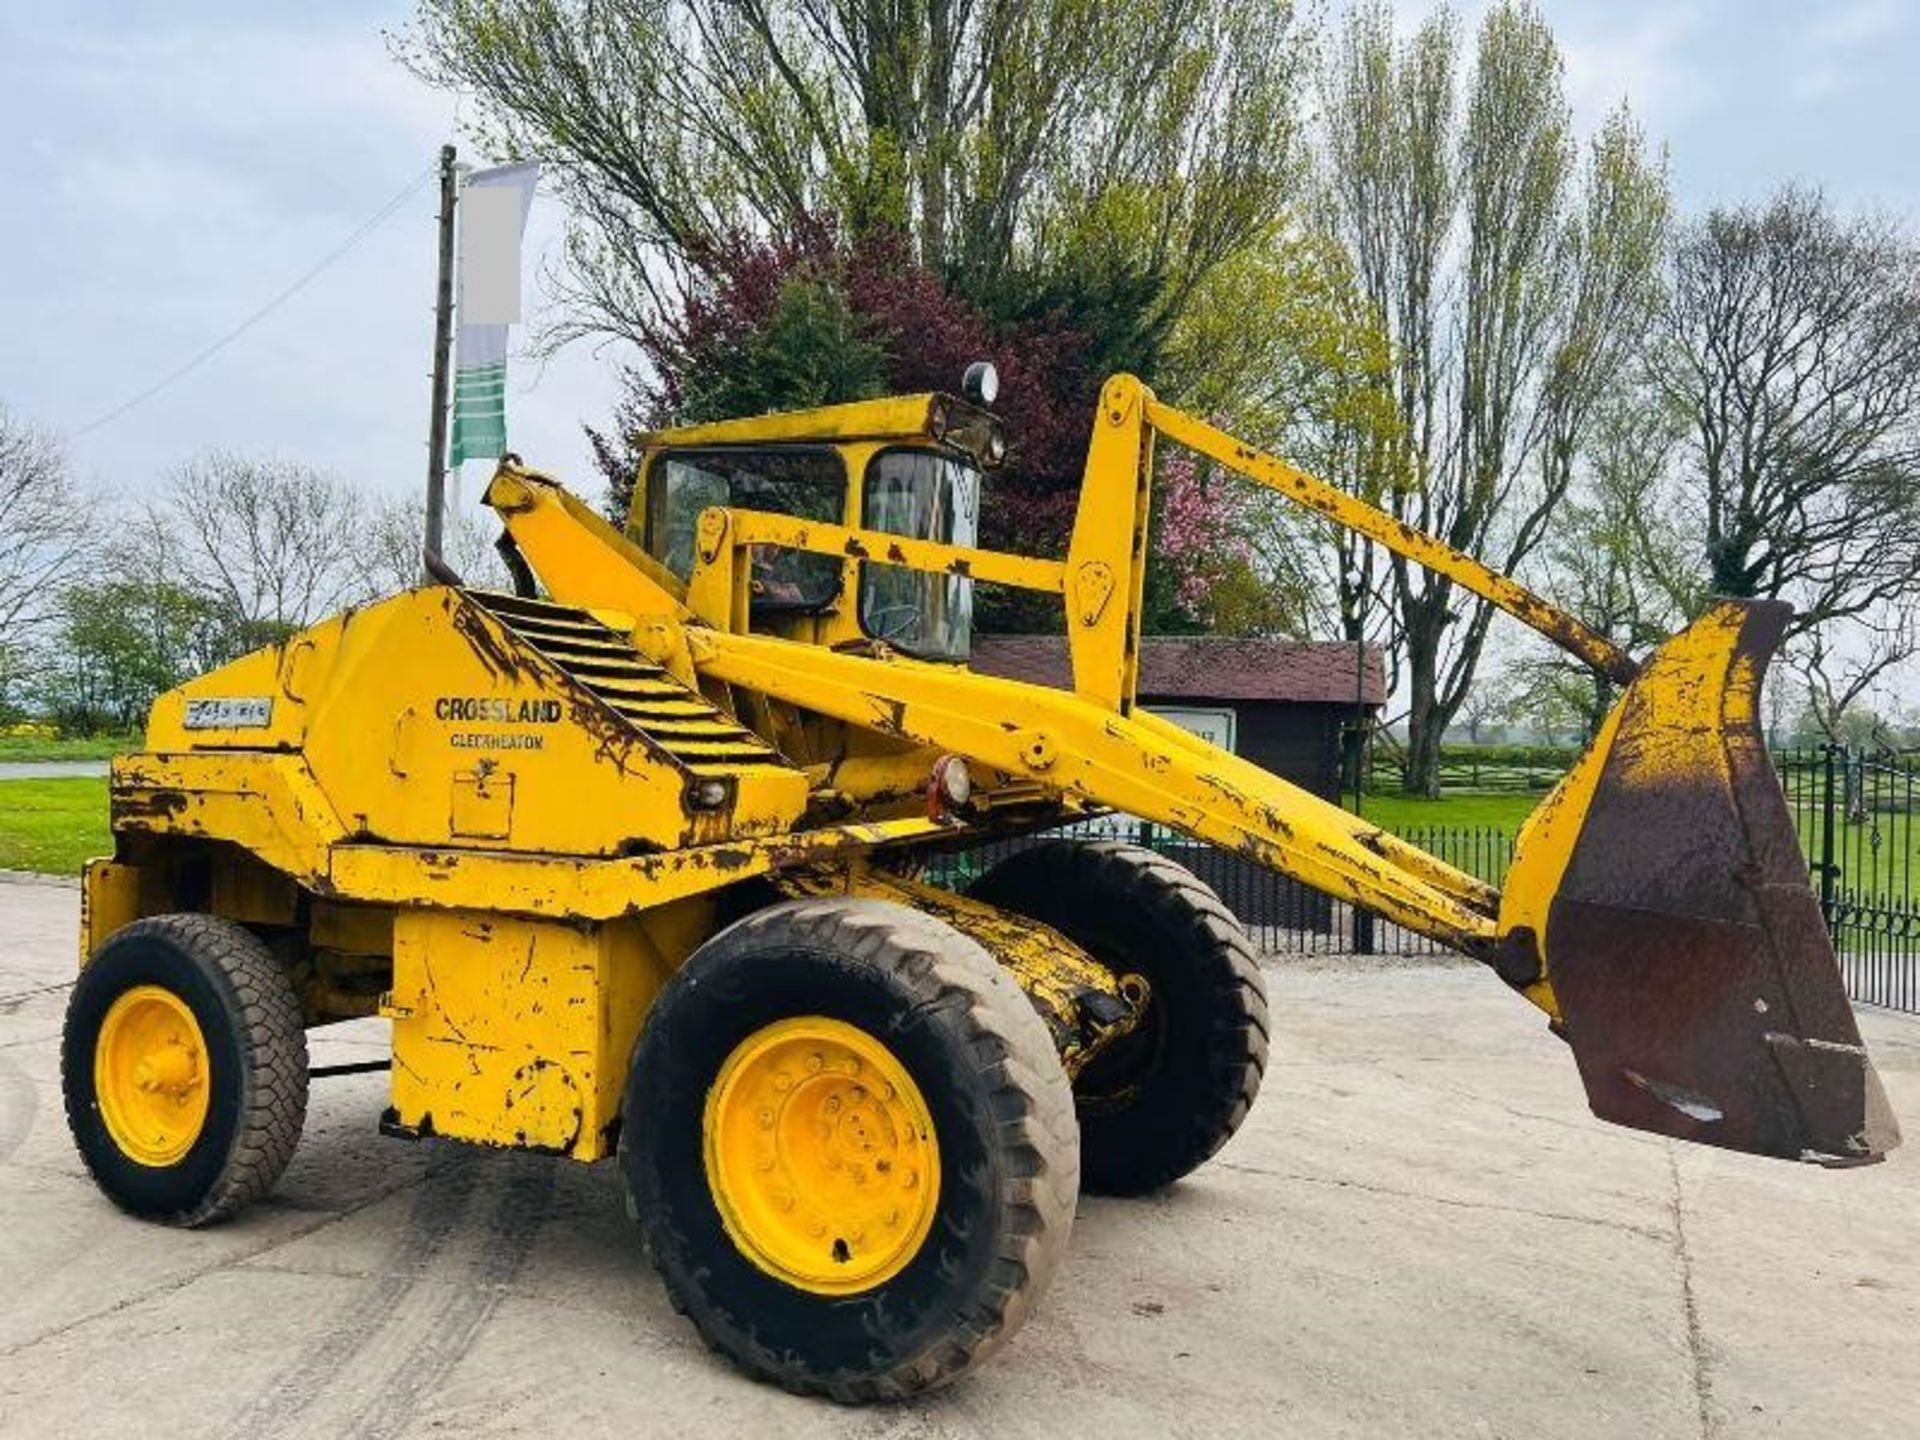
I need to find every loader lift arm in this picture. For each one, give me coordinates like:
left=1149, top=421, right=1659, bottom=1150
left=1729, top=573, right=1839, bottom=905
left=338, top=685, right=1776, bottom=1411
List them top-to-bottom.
left=489, top=373, right=1897, bottom=1166
left=1140, top=397, right=1640, bottom=688
left=492, top=449, right=1509, bottom=957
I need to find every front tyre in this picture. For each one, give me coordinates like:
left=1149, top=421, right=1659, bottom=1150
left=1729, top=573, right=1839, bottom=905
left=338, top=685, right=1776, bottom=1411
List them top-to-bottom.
left=970, top=840, right=1269, bottom=1195
left=622, top=898, right=1078, bottom=1401
left=62, top=914, right=309, bottom=1226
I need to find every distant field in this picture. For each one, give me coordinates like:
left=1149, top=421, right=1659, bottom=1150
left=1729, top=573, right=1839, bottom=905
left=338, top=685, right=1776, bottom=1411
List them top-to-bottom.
left=0, top=733, right=136, bottom=762
left=1433, top=763, right=1565, bottom=794
left=0, top=773, right=1905, bottom=908
left=0, top=778, right=110, bottom=875
left=4, top=778, right=1543, bottom=881
left=0, top=783, right=1614, bottom=872
left=1368, top=786, right=1916, bottom=903
left=1361, top=791, right=1538, bottom=837
left=1788, top=806, right=1919, bottom=905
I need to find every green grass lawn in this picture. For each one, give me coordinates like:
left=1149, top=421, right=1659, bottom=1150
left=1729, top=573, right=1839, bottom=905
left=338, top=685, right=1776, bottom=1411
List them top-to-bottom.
left=0, top=732, right=137, bottom=762
left=2, top=773, right=1908, bottom=904
left=3, top=776, right=1546, bottom=880
left=0, top=777, right=110, bottom=875
left=1366, top=788, right=1917, bottom=902
left=1361, top=791, right=1539, bottom=837
left=1794, top=806, right=1919, bottom=903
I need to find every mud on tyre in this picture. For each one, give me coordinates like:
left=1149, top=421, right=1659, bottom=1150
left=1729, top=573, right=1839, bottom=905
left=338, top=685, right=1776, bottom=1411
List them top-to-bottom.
left=620, top=897, right=1079, bottom=1401
left=62, top=913, right=309, bottom=1226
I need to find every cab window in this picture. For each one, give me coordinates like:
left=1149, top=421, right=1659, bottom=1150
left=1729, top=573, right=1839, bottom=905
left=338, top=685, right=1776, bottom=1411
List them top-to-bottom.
left=647, top=448, right=846, bottom=610
left=860, top=449, right=981, bottom=661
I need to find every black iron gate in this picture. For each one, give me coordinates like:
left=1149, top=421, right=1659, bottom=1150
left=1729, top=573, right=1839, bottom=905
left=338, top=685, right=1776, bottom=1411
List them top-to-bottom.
left=926, top=747, right=1920, bottom=1015
left=1776, top=747, right=1920, bottom=1013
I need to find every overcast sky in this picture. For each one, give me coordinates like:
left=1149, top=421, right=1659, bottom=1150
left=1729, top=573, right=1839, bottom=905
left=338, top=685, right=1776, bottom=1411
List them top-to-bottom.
left=3, top=0, right=1918, bottom=539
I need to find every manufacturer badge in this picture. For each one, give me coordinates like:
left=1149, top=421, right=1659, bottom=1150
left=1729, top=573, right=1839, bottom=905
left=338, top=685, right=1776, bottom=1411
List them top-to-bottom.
left=183, top=697, right=273, bottom=730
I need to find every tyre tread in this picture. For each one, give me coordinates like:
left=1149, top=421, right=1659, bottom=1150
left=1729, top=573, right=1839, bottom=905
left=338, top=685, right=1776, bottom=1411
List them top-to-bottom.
left=971, top=840, right=1268, bottom=1194
left=626, top=897, right=1077, bottom=1401
left=63, top=913, right=308, bottom=1226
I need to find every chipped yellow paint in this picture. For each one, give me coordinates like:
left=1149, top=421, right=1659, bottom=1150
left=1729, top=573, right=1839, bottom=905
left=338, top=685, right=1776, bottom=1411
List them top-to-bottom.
left=1065, top=375, right=1154, bottom=710
left=636, top=392, right=979, bottom=451
left=1142, top=399, right=1638, bottom=687
left=486, top=464, right=687, bottom=621
left=684, top=506, right=1066, bottom=632
left=134, top=587, right=810, bottom=859
left=1498, top=600, right=1777, bottom=1018
left=698, top=628, right=1500, bottom=951
left=1495, top=704, right=1627, bottom=1019
left=104, top=745, right=958, bottom=924
left=80, top=861, right=144, bottom=964
left=778, top=867, right=1145, bottom=1077
left=383, top=902, right=700, bottom=1159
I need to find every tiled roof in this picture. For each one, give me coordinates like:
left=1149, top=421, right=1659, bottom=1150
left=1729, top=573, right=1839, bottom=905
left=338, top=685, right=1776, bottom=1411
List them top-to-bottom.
left=970, top=635, right=1385, bottom=705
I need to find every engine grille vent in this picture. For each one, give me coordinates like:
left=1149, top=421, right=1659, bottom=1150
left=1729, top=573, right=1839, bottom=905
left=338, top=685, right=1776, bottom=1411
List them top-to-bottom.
left=468, top=592, right=788, bottom=776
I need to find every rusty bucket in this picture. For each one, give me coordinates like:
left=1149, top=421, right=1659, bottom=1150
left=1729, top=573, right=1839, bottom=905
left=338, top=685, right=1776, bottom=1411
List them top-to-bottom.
left=1501, top=599, right=1899, bottom=1164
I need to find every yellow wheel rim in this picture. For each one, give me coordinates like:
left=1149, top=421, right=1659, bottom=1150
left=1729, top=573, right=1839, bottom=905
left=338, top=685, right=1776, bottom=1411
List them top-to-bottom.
left=94, top=985, right=211, bottom=1167
left=703, top=1016, right=941, bottom=1296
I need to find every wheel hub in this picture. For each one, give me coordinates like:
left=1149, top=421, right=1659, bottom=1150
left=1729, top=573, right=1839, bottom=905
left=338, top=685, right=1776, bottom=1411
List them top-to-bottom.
left=94, top=985, right=210, bottom=1167
left=703, top=1016, right=940, bottom=1294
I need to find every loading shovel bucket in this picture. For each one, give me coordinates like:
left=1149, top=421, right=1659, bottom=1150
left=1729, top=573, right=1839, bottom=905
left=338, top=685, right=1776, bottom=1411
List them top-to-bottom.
left=1506, top=599, right=1900, bottom=1165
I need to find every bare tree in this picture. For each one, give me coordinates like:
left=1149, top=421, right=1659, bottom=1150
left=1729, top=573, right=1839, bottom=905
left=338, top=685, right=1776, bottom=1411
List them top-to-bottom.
left=1317, top=1, right=1670, bottom=793
left=1658, top=187, right=1920, bottom=632
left=1522, top=386, right=1697, bottom=738
left=0, top=404, right=93, bottom=637
left=162, top=454, right=369, bottom=637
left=356, top=497, right=513, bottom=599
left=1792, top=597, right=1918, bottom=745
left=1456, top=663, right=1519, bottom=744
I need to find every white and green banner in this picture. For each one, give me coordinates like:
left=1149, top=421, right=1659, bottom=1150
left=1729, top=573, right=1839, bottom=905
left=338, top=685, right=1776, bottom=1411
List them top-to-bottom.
left=450, top=160, right=539, bottom=467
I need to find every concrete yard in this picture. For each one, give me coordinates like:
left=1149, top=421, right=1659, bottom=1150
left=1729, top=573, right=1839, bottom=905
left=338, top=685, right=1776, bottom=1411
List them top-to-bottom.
left=2, top=875, right=1917, bottom=1439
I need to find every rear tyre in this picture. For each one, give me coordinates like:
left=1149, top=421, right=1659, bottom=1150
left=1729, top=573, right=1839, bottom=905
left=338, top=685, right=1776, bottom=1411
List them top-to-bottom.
left=970, top=840, right=1268, bottom=1194
left=621, top=898, right=1078, bottom=1401
left=62, top=913, right=309, bottom=1226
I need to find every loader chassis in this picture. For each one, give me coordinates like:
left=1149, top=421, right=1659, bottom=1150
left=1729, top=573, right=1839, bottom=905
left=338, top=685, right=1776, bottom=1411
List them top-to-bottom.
left=63, top=371, right=1897, bottom=1401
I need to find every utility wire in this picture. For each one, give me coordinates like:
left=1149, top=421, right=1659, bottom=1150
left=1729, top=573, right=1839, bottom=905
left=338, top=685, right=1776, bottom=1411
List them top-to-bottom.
left=70, top=165, right=438, bottom=440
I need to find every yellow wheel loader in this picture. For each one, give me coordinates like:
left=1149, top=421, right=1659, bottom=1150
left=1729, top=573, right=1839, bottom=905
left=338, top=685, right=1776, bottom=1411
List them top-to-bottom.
left=62, top=366, right=1898, bottom=1399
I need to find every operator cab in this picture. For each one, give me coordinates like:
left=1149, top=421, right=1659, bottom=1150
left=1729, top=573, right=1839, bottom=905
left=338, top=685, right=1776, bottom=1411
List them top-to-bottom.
left=630, top=364, right=1003, bottom=662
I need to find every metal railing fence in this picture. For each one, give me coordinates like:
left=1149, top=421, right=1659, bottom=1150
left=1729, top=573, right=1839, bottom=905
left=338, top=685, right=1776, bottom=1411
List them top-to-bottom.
left=925, top=746, right=1920, bottom=1014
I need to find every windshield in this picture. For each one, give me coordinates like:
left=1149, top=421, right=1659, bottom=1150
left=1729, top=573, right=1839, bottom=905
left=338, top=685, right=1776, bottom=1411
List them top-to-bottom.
left=647, top=448, right=846, bottom=610
left=860, top=449, right=981, bottom=661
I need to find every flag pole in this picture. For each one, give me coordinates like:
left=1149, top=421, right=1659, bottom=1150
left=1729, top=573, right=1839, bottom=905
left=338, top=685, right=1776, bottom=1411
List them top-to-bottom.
left=423, top=142, right=458, bottom=580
